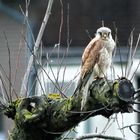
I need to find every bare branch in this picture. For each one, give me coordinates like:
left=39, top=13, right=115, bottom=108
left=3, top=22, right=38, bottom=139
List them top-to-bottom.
left=20, top=0, right=54, bottom=96
left=3, top=32, right=12, bottom=102
left=121, top=123, right=140, bottom=136
left=75, top=133, right=126, bottom=140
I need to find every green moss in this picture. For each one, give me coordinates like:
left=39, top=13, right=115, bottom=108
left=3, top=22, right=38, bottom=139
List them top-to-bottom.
left=6, top=78, right=133, bottom=140
left=113, top=80, right=119, bottom=97
left=93, top=81, right=111, bottom=104
left=95, top=92, right=108, bottom=103
left=47, top=93, right=62, bottom=100
left=61, top=97, right=73, bottom=112
left=14, top=98, right=23, bottom=108
left=23, top=109, right=34, bottom=119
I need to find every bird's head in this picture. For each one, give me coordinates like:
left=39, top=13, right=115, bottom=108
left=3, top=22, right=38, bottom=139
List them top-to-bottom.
left=96, top=27, right=112, bottom=40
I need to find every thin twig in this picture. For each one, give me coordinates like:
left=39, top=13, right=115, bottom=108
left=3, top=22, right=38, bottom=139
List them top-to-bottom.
left=20, top=0, right=54, bottom=96
left=55, top=0, right=64, bottom=91
left=58, top=0, right=63, bottom=45
left=61, top=3, right=70, bottom=90
left=19, top=5, right=35, bottom=44
left=12, top=23, right=26, bottom=99
left=111, top=23, right=118, bottom=80
left=85, top=29, right=92, bottom=40
left=125, top=29, right=134, bottom=77
left=3, top=32, right=12, bottom=102
left=127, top=33, right=140, bottom=78
left=22, top=36, right=65, bottom=96
left=118, top=44, right=124, bottom=77
left=130, top=60, right=140, bottom=81
left=0, top=64, right=17, bottom=100
left=31, top=64, right=46, bottom=96
left=0, top=71, right=10, bottom=102
left=62, top=71, right=79, bottom=94
left=0, top=76, right=8, bottom=105
left=116, top=114, right=125, bottom=138
left=100, top=116, right=115, bottom=135
left=121, top=123, right=140, bottom=136
left=75, top=133, right=126, bottom=140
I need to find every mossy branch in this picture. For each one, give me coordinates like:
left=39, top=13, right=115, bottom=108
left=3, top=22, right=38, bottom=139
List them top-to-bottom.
left=5, top=78, right=134, bottom=140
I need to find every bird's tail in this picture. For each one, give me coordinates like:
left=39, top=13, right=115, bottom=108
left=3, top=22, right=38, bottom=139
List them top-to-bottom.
left=73, top=68, right=93, bottom=96
left=73, top=70, right=94, bottom=110
left=73, top=78, right=83, bottom=96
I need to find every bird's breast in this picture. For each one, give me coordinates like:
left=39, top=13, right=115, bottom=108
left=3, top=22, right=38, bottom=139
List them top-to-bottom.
left=99, top=47, right=111, bottom=65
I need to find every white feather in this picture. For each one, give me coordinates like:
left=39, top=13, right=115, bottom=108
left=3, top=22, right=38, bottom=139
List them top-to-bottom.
left=81, top=71, right=94, bottom=110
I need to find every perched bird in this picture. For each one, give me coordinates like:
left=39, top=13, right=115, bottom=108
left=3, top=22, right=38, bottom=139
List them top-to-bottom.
left=75, top=27, right=116, bottom=110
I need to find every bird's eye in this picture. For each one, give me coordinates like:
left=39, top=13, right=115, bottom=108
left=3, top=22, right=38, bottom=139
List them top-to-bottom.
left=99, top=32, right=102, bottom=35
left=108, top=32, right=110, bottom=36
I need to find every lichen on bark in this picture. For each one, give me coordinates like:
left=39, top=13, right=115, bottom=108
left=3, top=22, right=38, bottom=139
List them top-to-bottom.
left=4, top=78, right=134, bottom=140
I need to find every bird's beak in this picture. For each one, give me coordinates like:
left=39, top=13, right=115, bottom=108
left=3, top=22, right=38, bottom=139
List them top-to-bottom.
left=101, top=33, right=107, bottom=40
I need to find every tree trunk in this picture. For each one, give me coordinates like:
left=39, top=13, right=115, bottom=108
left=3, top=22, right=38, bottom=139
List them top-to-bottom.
left=5, top=78, right=134, bottom=140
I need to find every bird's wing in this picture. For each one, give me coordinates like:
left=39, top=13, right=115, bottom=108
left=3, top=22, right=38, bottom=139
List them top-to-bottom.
left=73, top=38, right=103, bottom=95
left=80, top=38, right=103, bottom=79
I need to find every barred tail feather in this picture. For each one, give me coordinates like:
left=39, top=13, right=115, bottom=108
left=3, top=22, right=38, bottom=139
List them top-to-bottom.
left=81, top=71, right=94, bottom=110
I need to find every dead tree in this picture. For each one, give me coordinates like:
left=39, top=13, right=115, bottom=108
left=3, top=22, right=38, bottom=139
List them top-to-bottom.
left=1, top=1, right=139, bottom=140
left=4, top=77, right=135, bottom=140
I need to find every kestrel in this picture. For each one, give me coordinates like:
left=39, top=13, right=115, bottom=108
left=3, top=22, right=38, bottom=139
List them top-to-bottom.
left=75, top=27, right=116, bottom=110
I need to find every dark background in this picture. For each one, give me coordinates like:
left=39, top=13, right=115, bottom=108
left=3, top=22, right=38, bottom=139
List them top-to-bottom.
left=2, top=0, right=140, bottom=47
left=32, top=0, right=140, bottom=47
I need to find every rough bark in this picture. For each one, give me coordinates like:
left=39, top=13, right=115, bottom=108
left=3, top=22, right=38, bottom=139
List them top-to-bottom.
left=4, top=78, right=134, bottom=140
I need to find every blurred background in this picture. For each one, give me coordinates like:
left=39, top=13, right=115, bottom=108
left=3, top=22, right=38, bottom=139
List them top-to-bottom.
left=0, top=0, right=140, bottom=139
